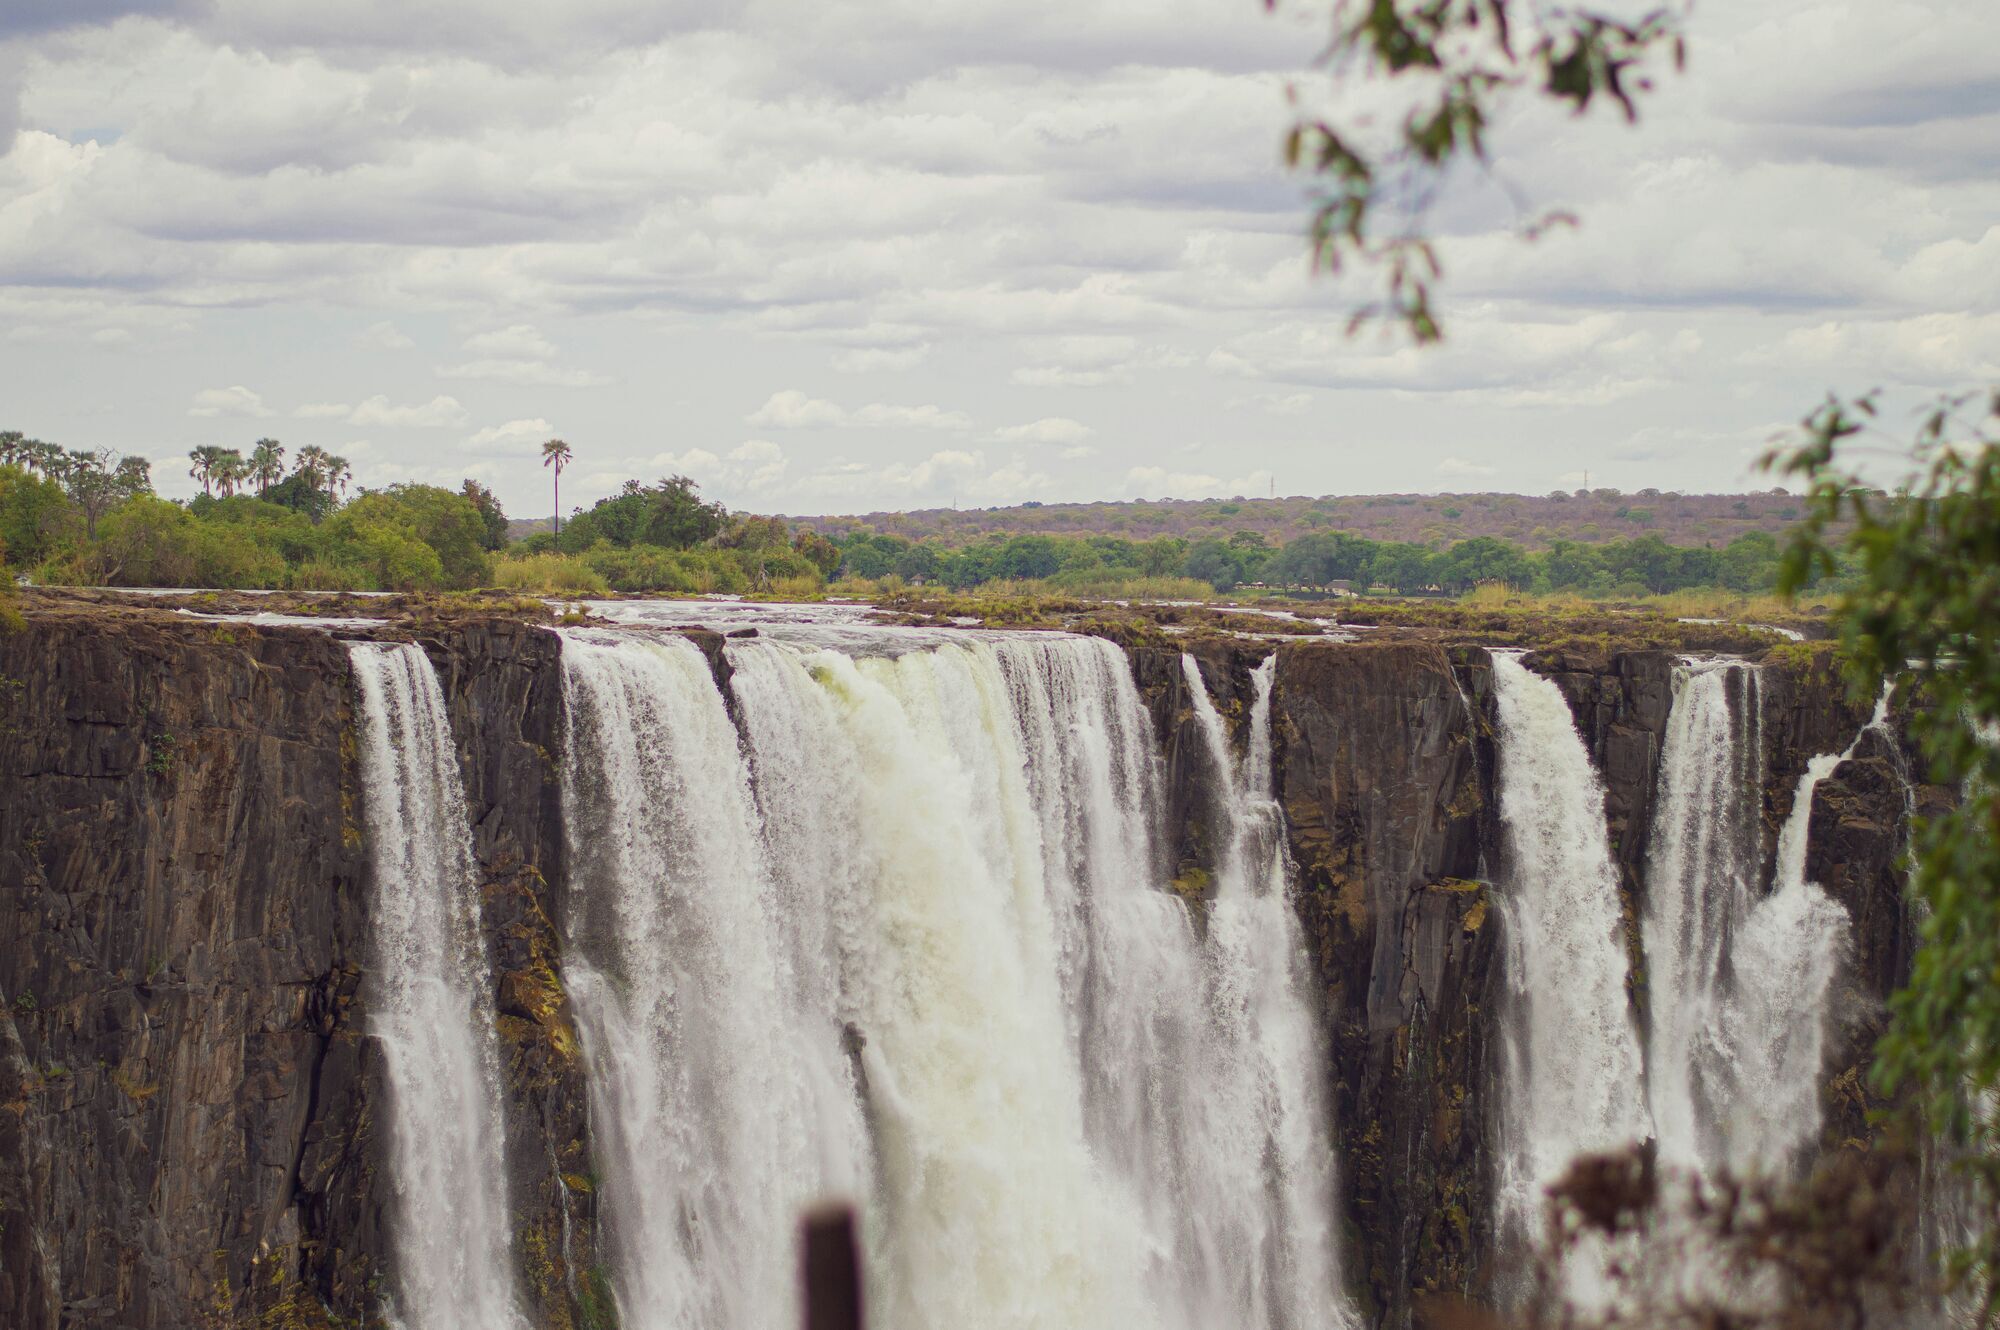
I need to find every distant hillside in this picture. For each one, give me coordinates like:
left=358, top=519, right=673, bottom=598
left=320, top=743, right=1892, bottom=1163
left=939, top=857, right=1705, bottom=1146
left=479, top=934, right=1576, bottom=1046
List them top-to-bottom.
left=786, top=489, right=1813, bottom=551
left=506, top=516, right=554, bottom=541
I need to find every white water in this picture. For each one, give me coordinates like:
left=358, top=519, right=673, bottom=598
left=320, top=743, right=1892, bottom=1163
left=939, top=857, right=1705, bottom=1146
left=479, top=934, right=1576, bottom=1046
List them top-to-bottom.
left=554, top=626, right=1356, bottom=1330
left=557, top=630, right=853, bottom=1330
left=348, top=642, right=529, bottom=1330
left=1180, top=654, right=1349, bottom=1329
left=1487, top=654, right=1651, bottom=1261
left=1642, top=661, right=1770, bottom=1172
left=1643, top=667, right=1885, bottom=1178
left=1720, top=688, right=1892, bottom=1173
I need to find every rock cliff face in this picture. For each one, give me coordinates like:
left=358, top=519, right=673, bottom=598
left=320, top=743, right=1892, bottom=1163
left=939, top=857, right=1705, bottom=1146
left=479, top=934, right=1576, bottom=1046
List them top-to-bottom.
left=0, top=609, right=1921, bottom=1329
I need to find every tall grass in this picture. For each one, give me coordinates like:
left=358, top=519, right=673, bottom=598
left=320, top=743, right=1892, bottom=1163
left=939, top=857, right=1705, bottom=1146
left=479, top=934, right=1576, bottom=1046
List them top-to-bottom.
left=493, top=552, right=611, bottom=596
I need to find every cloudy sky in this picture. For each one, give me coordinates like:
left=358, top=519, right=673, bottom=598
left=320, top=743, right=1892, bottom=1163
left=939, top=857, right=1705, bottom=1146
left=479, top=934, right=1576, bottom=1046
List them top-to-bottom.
left=2, top=0, right=1995, bottom=518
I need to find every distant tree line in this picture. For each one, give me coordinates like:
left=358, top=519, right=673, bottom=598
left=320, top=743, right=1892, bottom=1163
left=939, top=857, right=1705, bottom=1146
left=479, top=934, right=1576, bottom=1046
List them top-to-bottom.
left=1, top=426, right=1817, bottom=599
left=0, top=432, right=838, bottom=596
left=828, top=524, right=1802, bottom=595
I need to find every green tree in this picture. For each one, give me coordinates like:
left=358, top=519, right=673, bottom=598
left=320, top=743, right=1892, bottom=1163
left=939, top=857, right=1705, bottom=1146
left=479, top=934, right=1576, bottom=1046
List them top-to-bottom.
left=1777, top=394, right=2000, bottom=1315
left=541, top=438, right=572, bottom=537
left=249, top=439, right=286, bottom=496
left=188, top=445, right=230, bottom=497
left=61, top=448, right=145, bottom=540
left=0, top=464, right=73, bottom=569
left=459, top=479, right=509, bottom=550
left=326, top=485, right=493, bottom=589
left=1437, top=535, right=1530, bottom=591
left=1183, top=538, right=1244, bottom=592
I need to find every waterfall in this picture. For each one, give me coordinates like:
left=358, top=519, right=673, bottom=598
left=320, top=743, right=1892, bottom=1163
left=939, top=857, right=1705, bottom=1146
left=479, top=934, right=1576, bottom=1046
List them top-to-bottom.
left=554, top=626, right=1357, bottom=1330
left=556, top=629, right=851, bottom=1330
left=348, top=642, right=528, bottom=1330
left=1180, top=653, right=1349, bottom=1330
left=1487, top=653, right=1650, bottom=1262
left=1642, top=660, right=1768, bottom=1171
left=1643, top=664, right=1880, bottom=1178
left=1719, top=687, right=1891, bottom=1173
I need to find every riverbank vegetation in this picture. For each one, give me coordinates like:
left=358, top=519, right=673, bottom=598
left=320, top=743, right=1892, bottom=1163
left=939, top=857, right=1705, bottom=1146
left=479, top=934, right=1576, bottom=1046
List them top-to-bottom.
left=4, top=430, right=1842, bottom=610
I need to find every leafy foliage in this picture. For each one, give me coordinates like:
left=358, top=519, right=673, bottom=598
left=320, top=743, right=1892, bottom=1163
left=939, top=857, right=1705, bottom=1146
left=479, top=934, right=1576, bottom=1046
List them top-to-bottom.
left=1278, top=0, right=1688, bottom=340
left=1775, top=389, right=2000, bottom=1317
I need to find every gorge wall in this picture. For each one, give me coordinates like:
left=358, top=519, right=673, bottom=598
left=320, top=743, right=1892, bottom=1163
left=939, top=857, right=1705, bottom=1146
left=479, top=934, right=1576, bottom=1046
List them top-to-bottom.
left=0, top=607, right=1920, bottom=1330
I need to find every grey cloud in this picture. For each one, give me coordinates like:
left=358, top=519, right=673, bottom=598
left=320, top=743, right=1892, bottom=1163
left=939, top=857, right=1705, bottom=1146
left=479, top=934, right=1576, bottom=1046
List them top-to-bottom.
left=0, top=0, right=209, bottom=40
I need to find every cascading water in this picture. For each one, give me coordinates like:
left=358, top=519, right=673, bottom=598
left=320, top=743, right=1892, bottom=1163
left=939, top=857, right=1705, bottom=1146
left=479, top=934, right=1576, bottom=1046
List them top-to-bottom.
left=553, top=624, right=1357, bottom=1330
left=556, top=629, right=858, bottom=1330
left=348, top=642, right=528, bottom=1330
left=1181, top=653, right=1349, bottom=1330
left=1487, top=653, right=1651, bottom=1268
left=1642, top=660, right=1770, bottom=1172
left=1642, top=664, right=1881, bottom=1179
left=1720, top=688, right=1892, bottom=1174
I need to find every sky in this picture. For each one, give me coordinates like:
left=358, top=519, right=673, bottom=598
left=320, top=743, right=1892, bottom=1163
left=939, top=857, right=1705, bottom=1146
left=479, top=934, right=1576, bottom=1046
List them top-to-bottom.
left=1, top=0, right=1995, bottom=519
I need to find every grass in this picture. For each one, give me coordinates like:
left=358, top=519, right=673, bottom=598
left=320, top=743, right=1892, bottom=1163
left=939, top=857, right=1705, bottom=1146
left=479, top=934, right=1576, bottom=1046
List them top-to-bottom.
left=493, top=552, right=612, bottom=596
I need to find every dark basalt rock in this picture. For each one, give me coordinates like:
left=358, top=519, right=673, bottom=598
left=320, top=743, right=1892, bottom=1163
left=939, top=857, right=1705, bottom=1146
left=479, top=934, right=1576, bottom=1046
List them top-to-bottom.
left=1270, top=640, right=1498, bottom=1327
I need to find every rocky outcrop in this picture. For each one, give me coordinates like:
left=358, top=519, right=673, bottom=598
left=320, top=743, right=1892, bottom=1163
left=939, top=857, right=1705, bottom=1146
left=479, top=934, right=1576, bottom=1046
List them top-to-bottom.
left=0, top=609, right=381, bottom=1328
left=0, top=611, right=601, bottom=1330
left=1271, top=641, right=1497, bottom=1327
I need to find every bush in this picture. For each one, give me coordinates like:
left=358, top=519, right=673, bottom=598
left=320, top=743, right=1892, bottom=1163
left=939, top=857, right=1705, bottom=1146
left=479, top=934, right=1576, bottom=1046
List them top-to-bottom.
left=493, top=553, right=612, bottom=596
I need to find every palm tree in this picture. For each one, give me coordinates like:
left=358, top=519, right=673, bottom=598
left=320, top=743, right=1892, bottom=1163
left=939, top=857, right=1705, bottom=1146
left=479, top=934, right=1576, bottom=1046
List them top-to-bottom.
left=0, top=432, right=24, bottom=469
left=541, top=437, right=572, bottom=538
left=249, top=438, right=285, bottom=495
left=188, top=445, right=227, bottom=497
left=292, top=445, right=330, bottom=493
left=213, top=450, right=249, bottom=498
left=325, top=453, right=353, bottom=500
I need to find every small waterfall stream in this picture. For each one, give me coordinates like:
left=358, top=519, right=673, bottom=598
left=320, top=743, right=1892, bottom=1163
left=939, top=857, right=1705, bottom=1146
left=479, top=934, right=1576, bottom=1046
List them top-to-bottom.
left=348, top=641, right=528, bottom=1330
left=1181, top=653, right=1348, bottom=1328
left=1486, top=653, right=1651, bottom=1265
left=1642, top=660, right=1769, bottom=1172
left=1642, top=664, right=1879, bottom=1178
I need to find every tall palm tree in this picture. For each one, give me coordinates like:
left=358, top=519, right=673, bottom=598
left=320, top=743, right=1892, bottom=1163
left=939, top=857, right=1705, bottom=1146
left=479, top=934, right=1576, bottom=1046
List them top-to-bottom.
left=0, top=432, right=24, bottom=469
left=541, top=437, right=572, bottom=538
left=249, top=438, right=285, bottom=495
left=188, top=445, right=227, bottom=497
left=292, top=445, right=329, bottom=493
left=213, top=450, right=249, bottom=498
left=325, top=453, right=353, bottom=499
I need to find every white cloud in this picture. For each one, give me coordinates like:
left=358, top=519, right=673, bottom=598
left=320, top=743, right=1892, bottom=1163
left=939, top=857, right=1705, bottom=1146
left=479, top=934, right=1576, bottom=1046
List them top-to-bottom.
left=359, top=321, right=414, bottom=350
left=462, top=324, right=558, bottom=359
left=832, top=345, right=931, bottom=373
left=435, top=359, right=612, bottom=387
left=188, top=385, right=275, bottom=418
left=747, top=389, right=971, bottom=431
left=747, top=390, right=849, bottom=429
left=348, top=394, right=469, bottom=428
left=294, top=401, right=351, bottom=419
left=849, top=402, right=973, bottom=430
left=994, top=416, right=1094, bottom=445
left=463, top=417, right=555, bottom=452
left=648, top=438, right=791, bottom=496
left=1436, top=457, right=1498, bottom=478
left=1125, top=465, right=1224, bottom=498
